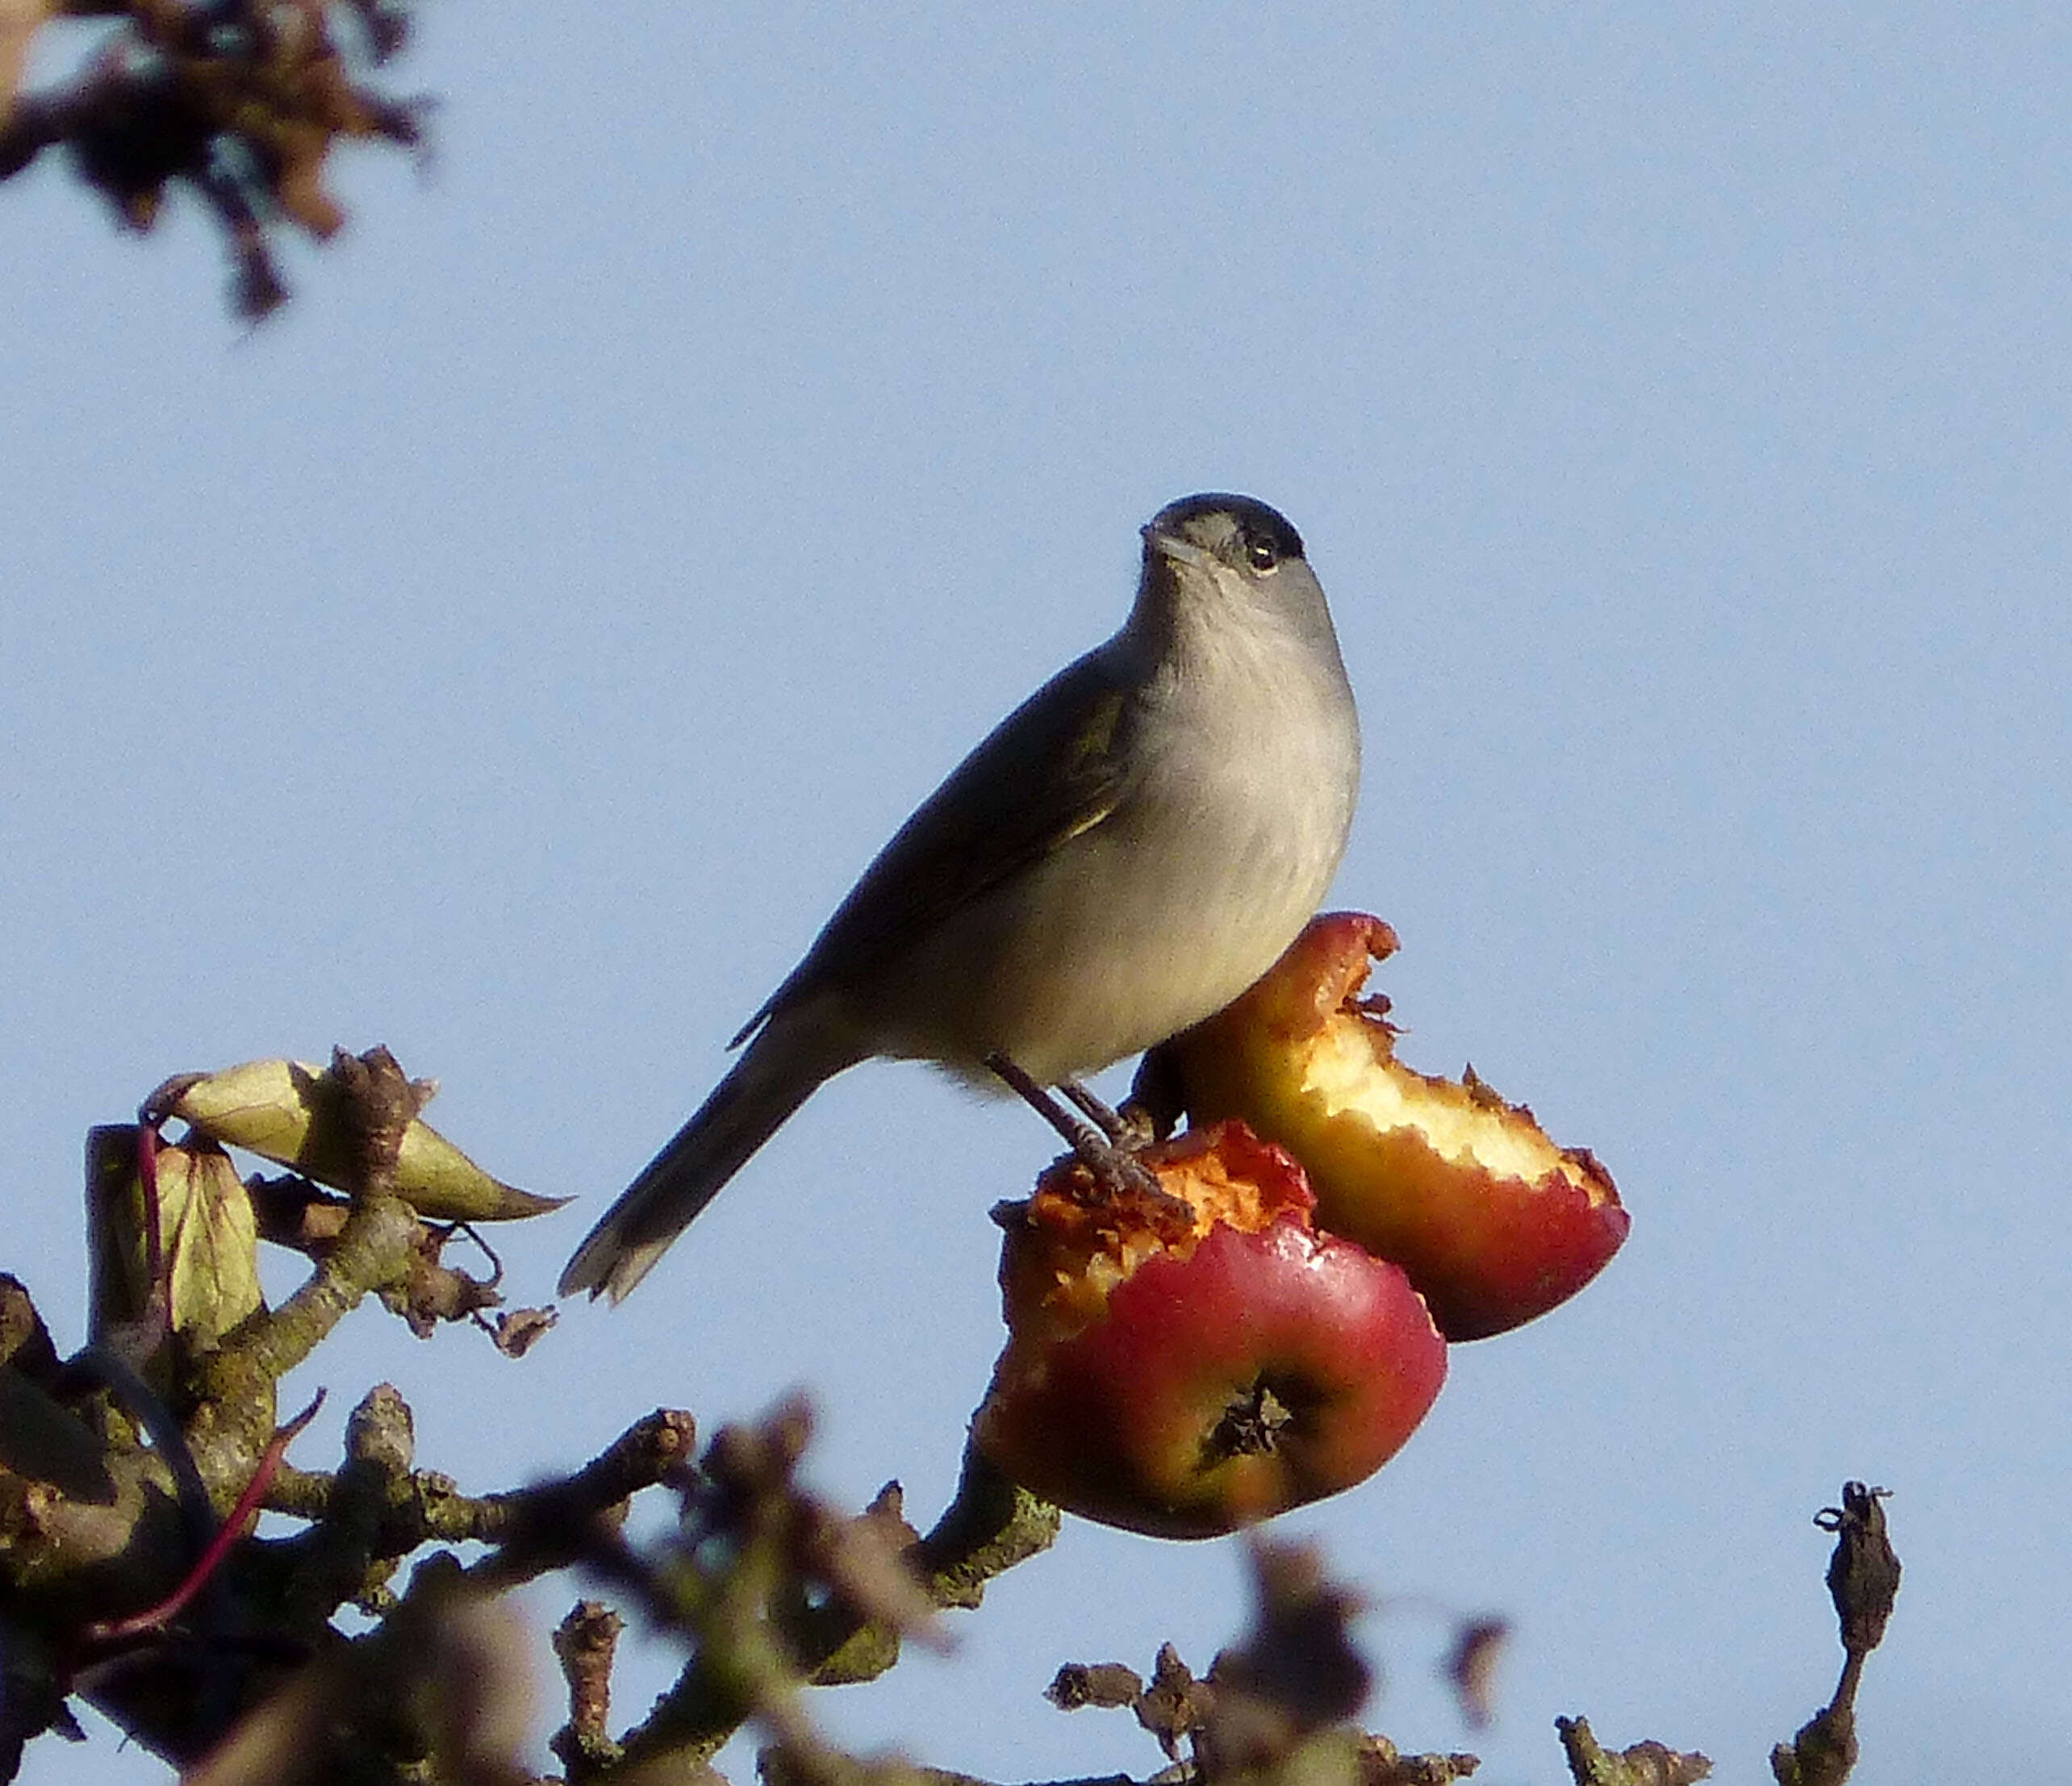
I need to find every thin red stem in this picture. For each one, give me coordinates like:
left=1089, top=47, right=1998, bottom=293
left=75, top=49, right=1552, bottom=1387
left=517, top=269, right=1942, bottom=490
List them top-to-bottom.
left=84, top=1388, right=328, bottom=1645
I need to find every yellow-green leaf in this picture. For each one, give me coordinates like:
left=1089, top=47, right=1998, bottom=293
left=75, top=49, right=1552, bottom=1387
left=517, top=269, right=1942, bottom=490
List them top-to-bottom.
left=148, top=1059, right=566, bottom=1222
left=87, top=1126, right=265, bottom=1347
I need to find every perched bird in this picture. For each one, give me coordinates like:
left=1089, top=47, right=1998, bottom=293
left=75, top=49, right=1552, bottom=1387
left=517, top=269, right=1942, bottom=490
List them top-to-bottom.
left=561, top=494, right=1361, bottom=1301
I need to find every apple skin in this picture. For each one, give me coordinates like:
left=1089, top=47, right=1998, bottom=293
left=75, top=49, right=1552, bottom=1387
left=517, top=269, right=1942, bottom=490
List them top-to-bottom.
left=1150, top=913, right=1628, bottom=1342
left=975, top=1122, right=1447, bottom=1540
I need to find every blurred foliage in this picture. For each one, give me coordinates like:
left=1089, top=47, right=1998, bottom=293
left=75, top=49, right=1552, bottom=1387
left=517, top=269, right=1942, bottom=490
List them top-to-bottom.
left=0, top=0, right=425, bottom=317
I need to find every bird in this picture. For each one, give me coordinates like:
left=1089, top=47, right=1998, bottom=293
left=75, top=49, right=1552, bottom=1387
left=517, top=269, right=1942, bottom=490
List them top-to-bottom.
left=560, top=493, right=1361, bottom=1302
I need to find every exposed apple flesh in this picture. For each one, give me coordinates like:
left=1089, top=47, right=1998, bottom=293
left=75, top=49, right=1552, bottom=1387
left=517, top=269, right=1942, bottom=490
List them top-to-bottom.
left=1149, top=913, right=1627, bottom=1342
left=975, top=1121, right=1447, bottom=1539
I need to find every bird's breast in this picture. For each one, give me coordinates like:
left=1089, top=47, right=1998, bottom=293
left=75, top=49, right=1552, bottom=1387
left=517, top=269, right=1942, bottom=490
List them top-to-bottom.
left=868, top=636, right=1359, bottom=1084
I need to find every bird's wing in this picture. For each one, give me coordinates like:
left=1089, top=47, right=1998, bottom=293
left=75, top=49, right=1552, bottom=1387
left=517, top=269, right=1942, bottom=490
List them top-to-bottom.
left=732, top=645, right=1142, bottom=1045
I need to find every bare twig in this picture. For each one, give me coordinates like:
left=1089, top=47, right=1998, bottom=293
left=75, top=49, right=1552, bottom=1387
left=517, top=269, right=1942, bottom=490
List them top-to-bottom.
left=1770, top=1483, right=1902, bottom=1786
left=551, top=1601, right=626, bottom=1780
left=1557, top=1715, right=1711, bottom=1786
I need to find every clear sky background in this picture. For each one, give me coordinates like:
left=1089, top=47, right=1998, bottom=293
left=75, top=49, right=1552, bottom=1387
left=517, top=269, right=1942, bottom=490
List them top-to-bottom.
left=5, top=6, right=2069, bottom=1783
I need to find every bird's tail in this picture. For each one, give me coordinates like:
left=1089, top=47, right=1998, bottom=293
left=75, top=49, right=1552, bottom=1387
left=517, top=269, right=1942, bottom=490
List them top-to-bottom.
left=559, top=1014, right=864, bottom=1304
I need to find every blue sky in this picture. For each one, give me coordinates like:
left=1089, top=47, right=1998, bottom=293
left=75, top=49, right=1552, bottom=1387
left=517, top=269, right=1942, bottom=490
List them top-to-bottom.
left=5, top=6, right=2069, bottom=1781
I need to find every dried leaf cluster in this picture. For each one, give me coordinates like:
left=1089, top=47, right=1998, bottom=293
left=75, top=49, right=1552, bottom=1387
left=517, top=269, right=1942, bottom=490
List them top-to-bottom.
left=0, top=0, right=425, bottom=315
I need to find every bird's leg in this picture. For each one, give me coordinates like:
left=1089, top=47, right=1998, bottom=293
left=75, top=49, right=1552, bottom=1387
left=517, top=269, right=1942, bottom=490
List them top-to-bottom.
left=987, top=1052, right=1107, bottom=1154
left=986, top=1054, right=1167, bottom=1203
left=1058, top=1079, right=1156, bottom=1150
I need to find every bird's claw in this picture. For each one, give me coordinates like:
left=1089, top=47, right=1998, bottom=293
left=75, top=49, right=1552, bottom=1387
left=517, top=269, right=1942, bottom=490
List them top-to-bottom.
left=989, top=1053, right=1193, bottom=1230
left=1072, top=1130, right=1194, bottom=1233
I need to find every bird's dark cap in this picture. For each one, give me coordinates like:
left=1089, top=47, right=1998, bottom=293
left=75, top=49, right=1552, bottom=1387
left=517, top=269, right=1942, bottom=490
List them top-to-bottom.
left=1147, top=493, right=1305, bottom=563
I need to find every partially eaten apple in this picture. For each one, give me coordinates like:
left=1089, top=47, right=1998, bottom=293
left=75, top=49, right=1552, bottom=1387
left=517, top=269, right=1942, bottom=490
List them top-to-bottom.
left=1145, top=914, right=1627, bottom=1342
left=975, top=1121, right=1447, bottom=1539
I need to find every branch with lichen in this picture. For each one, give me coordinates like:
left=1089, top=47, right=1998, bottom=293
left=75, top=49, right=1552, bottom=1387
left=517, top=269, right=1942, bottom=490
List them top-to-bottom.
left=0, top=1043, right=570, bottom=1770
left=0, top=1043, right=1072, bottom=1782
left=0, top=1044, right=1903, bottom=1786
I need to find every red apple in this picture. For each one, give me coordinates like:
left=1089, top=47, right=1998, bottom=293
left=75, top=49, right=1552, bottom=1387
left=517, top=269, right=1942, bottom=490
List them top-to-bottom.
left=1147, top=913, right=1627, bottom=1342
left=975, top=1121, right=1446, bottom=1539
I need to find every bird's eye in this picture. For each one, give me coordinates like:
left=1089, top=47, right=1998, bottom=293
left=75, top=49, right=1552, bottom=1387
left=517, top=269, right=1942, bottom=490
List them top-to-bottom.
left=1245, top=536, right=1280, bottom=572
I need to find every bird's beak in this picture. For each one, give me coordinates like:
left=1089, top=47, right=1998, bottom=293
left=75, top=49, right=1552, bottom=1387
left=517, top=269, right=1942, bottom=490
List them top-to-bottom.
left=1142, top=523, right=1214, bottom=573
